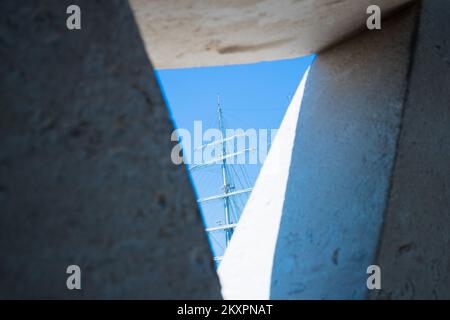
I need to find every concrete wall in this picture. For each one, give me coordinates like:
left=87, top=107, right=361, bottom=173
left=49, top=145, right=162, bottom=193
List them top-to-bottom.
left=0, top=0, right=220, bottom=299
left=2, top=0, right=448, bottom=300
left=129, top=0, right=412, bottom=69
left=220, top=0, right=450, bottom=299
left=373, top=0, right=450, bottom=299
left=219, top=4, right=420, bottom=299
left=270, top=5, right=419, bottom=299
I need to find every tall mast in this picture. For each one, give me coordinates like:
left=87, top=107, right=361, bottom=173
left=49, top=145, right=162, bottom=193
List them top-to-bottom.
left=190, top=96, right=253, bottom=263
left=217, top=96, right=232, bottom=246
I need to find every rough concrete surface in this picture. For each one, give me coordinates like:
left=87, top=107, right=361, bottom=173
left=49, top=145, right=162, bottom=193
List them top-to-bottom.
left=0, top=0, right=220, bottom=299
left=129, top=0, right=413, bottom=69
left=373, top=0, right=450, bottom=299
left=218, top=4, right=419, bottom=299
left=270, top=5, right=419, bottom=299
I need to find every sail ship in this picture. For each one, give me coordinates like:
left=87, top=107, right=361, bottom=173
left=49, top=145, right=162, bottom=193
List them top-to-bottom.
left=189, top=97, right=254, bottom=263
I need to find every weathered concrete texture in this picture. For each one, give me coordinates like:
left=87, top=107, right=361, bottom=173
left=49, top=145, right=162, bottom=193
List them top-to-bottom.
left=0, top=0, right=220, bottom=299
left=129, top=0, right=413, bottom=69
left=373, top=0, right=450, bottom=299
left=219, top=5, right=420, bottom=299
left=270, top=5, right=420, bottom=300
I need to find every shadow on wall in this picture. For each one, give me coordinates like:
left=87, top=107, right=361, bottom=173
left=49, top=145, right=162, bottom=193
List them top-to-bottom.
left=269, top=4, right=420, bottom=299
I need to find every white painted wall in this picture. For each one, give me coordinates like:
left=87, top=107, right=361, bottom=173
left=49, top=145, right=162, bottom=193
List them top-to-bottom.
left=218, top=68, right=310, bottom=300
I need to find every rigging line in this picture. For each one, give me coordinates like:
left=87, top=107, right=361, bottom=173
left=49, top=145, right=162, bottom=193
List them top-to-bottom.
left=220, top=131, right=239, bottom=224
left=190, top=163, right=217, bottom=175
left=231, top=164, right=245, bottom=190
left=235, top=164, right=249, bottom=189
left=240, top=164, right=253, bottom=189
left=227, top=165, right=235, bottom=189
left=228, top=165, right=239, bottom=190
left=229, top=165, right=247, bottom=211
left=233, top=165, right=251, bottom=195
left=241, top=165, right=252, bottom=189
left=205, top=167, right=220, bottom=185
left=195, top=168, right=213, bottom=185
left=243, top=170, right=252, bottom=191
left=193, top=171, right=211, bottom=193
left=237, top=179, right=252, bottom=211
left=235, top=187, right=248, bottom=209
left=233, top=190, right=242, bottom=212
left=228, top=192, right=242, bottom=215
left=228, top=193, right=241, bottom=222
left=228, top=193, right=240, bottom=223
left=235, top=193, right=247, bottom=215
left=234, top=194, right=244, bottom=217
left=238, top=195, right=248, bottom=214
left=238, top=195, right=247, bottom=216
left=227, top=197, right=236, bottom=223
left=230, top=200, right=239, bottom=223
left=210, top=231, right=225, bottom=251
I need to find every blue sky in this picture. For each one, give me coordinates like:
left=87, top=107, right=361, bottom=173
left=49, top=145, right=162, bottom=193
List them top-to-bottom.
left=156, top=55, right=314, bottom=260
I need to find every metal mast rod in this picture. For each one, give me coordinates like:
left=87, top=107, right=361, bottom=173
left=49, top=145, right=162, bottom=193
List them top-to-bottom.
left=217, top=95, right=232, bottom=246
left=189, top=148, right=255, bottom=171
left=198, top=187, right=252, bottom=204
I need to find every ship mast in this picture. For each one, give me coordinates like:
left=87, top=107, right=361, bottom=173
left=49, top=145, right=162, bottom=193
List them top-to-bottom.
left=191, top=96, right=253, bottom=262
left=217, top=96, right=232, bottom=246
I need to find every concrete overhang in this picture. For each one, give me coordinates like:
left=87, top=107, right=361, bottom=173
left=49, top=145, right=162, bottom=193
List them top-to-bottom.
left=129, top=0, right=414, bottom=69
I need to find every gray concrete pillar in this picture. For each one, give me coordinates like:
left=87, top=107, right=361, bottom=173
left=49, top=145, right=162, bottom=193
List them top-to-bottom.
left=0, top=0, right=220, bottom=299
left=372, top=0, right=450, bottom=299
left=220, top=1, right=450, bottom=299
left=269, top=4, right=419, bottom=300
